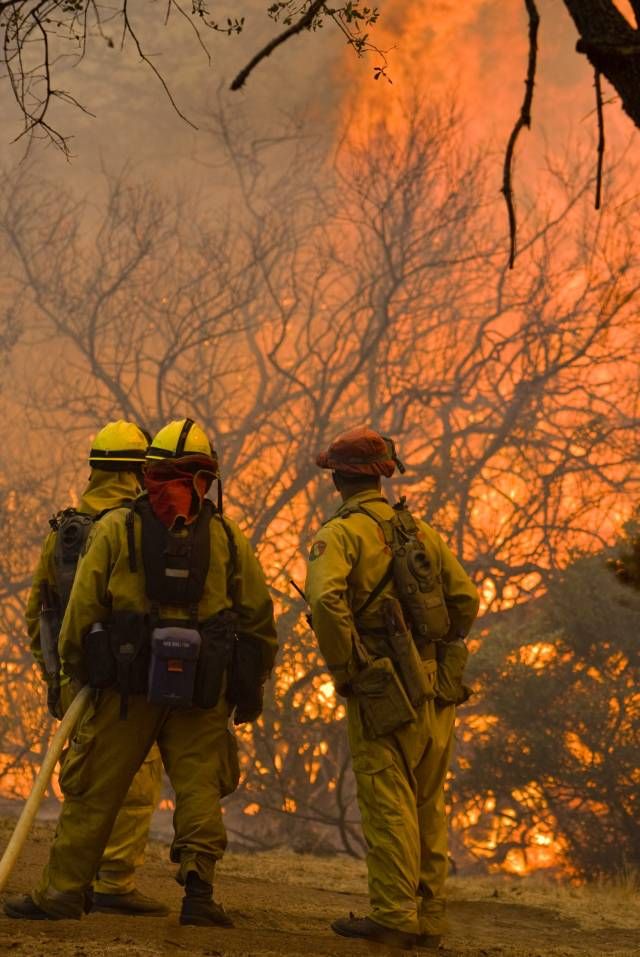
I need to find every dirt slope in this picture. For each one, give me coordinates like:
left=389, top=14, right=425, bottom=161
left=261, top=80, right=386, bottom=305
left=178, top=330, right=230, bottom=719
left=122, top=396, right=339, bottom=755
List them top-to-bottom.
left=0, top=820, right=637, bottom=957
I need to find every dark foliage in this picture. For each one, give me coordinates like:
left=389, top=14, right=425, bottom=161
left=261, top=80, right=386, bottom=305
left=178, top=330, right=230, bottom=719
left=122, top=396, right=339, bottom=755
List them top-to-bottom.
left=457, top=548, right=640, bottom=877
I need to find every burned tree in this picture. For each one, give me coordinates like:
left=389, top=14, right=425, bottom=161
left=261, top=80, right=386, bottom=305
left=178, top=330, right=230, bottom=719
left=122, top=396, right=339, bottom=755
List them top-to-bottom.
left=0, top=99, right=639, bottom=866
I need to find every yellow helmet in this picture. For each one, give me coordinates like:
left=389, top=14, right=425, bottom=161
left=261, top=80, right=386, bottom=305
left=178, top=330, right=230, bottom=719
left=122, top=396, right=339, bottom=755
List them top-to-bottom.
left=146, top=418, right=213, bottom=461
left=88, top=420, right=149, bottom=470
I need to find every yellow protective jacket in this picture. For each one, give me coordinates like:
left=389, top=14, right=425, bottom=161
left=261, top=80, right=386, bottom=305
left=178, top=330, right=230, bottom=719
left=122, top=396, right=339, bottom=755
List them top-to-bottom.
left=26, top=470, right=143, bottom=676
left=305, top=491, right=479, bottom=688
left=58, top=502, right=277, bottom=684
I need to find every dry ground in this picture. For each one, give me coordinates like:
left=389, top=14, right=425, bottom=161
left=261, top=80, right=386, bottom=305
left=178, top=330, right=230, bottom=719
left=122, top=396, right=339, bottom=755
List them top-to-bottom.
left=0, top=819, right=638, bottom=957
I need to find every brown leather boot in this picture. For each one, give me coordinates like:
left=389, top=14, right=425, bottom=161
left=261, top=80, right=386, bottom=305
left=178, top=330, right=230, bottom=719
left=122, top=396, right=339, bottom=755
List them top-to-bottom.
left=92, top=890, right=169, bottom=916
left=3, top=895, right=62, bottom=920
left=331, top=913, right=416, bottom=949
left=415, top=933, right=443, bottom=950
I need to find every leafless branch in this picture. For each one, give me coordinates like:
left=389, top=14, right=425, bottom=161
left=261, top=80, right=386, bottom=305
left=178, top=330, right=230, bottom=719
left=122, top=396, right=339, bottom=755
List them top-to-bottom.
left=121, top=0, right=197, bottom=129
left=501, top=0, right=540, bottom=269
left=594, top=69, right=605, bottom=210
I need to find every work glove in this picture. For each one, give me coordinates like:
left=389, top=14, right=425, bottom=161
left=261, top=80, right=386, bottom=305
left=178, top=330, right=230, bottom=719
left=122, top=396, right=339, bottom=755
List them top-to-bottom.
left=233, top=682, right=264, bottom=725
left=233, top=705, right=262, bottom=726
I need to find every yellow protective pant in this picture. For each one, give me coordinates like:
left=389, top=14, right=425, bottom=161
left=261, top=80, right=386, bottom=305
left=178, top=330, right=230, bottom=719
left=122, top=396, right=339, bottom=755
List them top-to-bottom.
left=347, top=661, right=455, bottom=937
left=59, top=684, right=163, bottom=896
left=34, top=688, right=238, bottom=918
left=94, top=745, right=163, bottom=895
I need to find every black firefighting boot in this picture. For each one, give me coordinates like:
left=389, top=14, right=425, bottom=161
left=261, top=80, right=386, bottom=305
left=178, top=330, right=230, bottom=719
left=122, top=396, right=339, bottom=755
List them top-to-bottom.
left=179, top=873, right=233, bottom=928
left=92, top=889, right=169, bottom=916
left=3, top=895, right=63, bottom=920
left=331, top=913, right=416, bottom=949
left=415, top=932, right=443, bottom=950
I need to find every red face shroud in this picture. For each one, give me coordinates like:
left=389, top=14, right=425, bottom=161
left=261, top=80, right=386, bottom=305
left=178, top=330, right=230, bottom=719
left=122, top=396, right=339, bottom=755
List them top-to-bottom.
left=144, top=454, right=219, bottom=529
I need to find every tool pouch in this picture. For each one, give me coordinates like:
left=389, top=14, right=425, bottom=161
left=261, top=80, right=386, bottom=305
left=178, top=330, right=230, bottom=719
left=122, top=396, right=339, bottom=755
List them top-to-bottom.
left=381, top=596, right=433, bottom=708
left=110, top=610, right=151, bottom=718
left=193, top=611, right=236, bottom=709
left=83, top=622, right=117, bottom=690
left=148, top=626, right=202, bottom=708
left=227, top=633, right=267, bottom=719
left=435, top=639, right=471, bottom=707
left=351, top=656, right=417, bottom=739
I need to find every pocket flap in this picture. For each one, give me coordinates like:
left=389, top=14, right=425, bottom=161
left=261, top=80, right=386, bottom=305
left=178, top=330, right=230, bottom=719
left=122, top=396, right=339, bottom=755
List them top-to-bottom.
left=352, top=747, right=394, bottom=775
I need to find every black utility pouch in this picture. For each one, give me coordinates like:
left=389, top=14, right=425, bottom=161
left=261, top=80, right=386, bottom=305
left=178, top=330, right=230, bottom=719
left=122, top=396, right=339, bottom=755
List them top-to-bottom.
left=110, top=610, right=151, bottom=695
left=194, top=610, right=236, bottom=709
left=83, top=622, right=116, bottom=690
left=148, top=626, right=201, bottom=708
left=227, top=634, right=266, bottom=713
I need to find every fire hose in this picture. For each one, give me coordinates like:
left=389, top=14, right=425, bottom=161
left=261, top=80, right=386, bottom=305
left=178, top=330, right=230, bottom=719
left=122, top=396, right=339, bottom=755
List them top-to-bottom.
left=0, top=686, right=92, bottom=893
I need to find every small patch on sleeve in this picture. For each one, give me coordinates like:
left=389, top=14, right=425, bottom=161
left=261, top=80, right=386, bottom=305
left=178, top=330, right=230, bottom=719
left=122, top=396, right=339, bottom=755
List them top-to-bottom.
left=80, top=526, right=97, bottom=557
left=308, top=540, right=327, bottom=562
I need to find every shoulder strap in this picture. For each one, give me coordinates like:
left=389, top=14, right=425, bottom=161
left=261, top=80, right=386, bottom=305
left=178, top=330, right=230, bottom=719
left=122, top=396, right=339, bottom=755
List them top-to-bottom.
left=132, top=497, right=213, bottom=616
left=350, top=499, right=423, bottom=619
left=347, top=503, right=395, bottom=618
left=126, top=507, right=138, bottom=572
left=216, top=514, right=239, bottom=582
left=354, top=564, right=394, bottom=618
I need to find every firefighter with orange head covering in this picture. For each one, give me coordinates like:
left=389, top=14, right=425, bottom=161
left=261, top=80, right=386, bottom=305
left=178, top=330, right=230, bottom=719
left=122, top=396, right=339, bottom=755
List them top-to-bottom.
left=6, top=419, right=277, bottom=924
left=24, top=420, right=166, bottom=916
left=305, top=427, right=479, bottom=950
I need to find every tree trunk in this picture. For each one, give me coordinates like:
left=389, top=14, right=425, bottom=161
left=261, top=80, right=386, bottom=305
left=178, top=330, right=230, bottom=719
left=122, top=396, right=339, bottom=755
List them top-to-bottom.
left=562, top=1, right=640, bottom=130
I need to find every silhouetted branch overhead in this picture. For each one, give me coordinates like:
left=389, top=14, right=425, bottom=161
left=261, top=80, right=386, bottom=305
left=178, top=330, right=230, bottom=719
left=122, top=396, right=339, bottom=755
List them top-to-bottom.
left=230, top=0, right=326, bottom=91
left=501, top=0, right=540, bottom=269
left=563, top=0, right=640, bottom=129
left=594, top=70, right=606, bottom=211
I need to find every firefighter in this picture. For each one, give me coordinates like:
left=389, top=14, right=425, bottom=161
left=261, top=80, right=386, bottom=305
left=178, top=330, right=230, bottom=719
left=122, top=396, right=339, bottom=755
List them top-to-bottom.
left=5, top=418, right=277, bottom=924
left=25, top=420, right=166, bottom=916
left=305, top=427, right=479, bottom=950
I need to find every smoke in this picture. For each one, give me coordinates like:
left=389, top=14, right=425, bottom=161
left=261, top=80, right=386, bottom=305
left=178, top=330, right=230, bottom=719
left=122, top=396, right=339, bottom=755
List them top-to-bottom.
left=1, top=0, right=637, bottom=201
left=342, top=0, right=639, bottom=177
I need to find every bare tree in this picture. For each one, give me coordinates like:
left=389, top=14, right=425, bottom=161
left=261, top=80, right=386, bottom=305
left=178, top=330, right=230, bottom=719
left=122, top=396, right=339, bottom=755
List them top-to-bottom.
left=0, top=99, right=639, bottom=866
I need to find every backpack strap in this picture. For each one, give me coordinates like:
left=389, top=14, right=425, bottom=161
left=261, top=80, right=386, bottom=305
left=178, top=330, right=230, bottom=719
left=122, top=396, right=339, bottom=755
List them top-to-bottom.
left=348, top=499, right=421, bottom=620
left=345, top=503, right=394, bottom=618
left=126, top=507, right=138, bottom=573
left=354, top=563, right=394, bottom=618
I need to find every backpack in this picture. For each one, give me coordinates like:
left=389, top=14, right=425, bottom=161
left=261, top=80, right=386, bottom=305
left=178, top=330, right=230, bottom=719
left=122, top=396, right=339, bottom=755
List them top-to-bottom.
left=345, top=497, right=451, bottom=646
left=51, top=509, right=95, bottom=613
